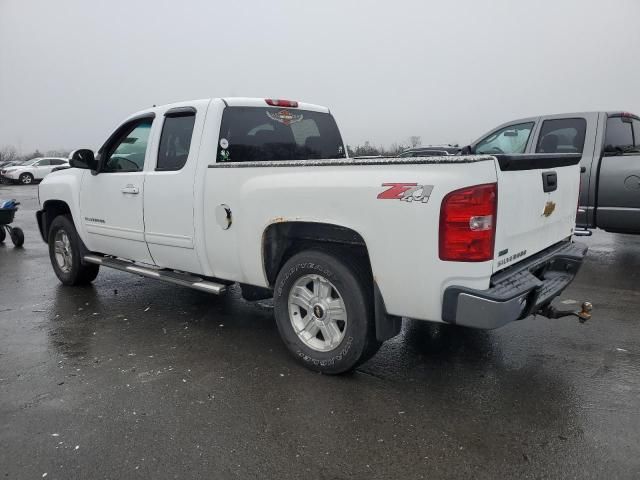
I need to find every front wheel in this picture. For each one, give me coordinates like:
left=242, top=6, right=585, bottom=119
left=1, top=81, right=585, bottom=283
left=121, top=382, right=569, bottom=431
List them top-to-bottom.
left=19, top=173, right=34, bottom=185
left=48, top=215, right=99, bottom=285
left=273, top=249, right=381, bottom=374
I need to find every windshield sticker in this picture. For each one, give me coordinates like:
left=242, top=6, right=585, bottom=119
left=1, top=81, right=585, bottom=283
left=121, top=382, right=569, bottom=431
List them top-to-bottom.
left=266, top=109, right=303, bottom=126
left=219, top=138, right=229, bottom=149
left=218, top=149, right=231, bottom=162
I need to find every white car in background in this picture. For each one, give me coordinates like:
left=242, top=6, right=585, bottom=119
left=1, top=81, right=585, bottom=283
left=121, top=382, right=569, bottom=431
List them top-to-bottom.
left=1, top=157, right=69, bottom=185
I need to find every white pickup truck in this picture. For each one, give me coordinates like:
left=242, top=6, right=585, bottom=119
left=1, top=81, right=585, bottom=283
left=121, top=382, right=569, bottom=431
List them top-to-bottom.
left=37, top=97, right=590, bottom=373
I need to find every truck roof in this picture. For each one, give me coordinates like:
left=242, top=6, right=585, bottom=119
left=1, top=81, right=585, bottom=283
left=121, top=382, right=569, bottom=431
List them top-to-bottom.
left=126, top=97, right=330, bottom=121
left=222, top=97, right=329, bottom=113
left=500, top=111, right=639, bottom=124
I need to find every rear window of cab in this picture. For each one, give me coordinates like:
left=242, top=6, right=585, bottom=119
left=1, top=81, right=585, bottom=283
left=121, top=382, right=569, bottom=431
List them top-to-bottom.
left=216, top=107, right=346, bottom=163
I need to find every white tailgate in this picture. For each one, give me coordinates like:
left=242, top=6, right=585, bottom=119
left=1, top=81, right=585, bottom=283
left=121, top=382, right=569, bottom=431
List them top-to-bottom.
left=493, top=161, right=580, bottom=273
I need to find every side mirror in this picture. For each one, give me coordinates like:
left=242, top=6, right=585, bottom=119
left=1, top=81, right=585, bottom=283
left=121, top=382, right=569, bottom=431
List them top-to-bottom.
left=460, top=145, right=474, bottom=155
left=69, top=149, right=97, bottom=171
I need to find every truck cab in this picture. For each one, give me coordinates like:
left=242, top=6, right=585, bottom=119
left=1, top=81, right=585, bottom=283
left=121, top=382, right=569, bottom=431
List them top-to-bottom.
left=466, top=112, right=640, bottom=234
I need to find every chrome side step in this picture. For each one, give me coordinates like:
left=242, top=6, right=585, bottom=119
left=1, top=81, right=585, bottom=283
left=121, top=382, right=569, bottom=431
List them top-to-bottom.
left=573, top=228, right=593, bottom=237
left=83, top=255, right=226, bottom=295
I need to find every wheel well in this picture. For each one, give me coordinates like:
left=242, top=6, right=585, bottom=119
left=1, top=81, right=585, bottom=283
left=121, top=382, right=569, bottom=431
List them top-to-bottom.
left=40, top=200, right=72, bottom=241
left=263, top=221, right=402, bottom=342
left=262, top=222, right=371, bottom=287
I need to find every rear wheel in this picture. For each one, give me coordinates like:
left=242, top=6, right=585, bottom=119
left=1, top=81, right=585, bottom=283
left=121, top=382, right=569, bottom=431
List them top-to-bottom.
left=19, top=173, right=34, bottom=185
left=48, top=215, right=99, bottom=285
left=10, top=227, right=24, bottom=247
left=273, top=249, right=380, bottom=374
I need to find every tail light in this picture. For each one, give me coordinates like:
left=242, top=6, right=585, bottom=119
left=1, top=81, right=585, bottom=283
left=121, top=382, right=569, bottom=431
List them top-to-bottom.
left=265, top=99, right=298, bottom=108
left=439, top=183, right=497, bottom=262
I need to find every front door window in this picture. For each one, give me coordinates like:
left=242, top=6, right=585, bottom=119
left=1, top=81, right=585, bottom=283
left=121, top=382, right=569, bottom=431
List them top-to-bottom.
left=102, top=119, right=153, bottom=172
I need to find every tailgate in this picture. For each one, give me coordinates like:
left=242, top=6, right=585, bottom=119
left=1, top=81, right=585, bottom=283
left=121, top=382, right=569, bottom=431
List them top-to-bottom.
left=492, top=154, right=582, bottom=273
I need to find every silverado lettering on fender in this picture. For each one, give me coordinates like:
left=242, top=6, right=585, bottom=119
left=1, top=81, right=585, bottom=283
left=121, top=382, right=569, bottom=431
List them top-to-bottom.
left=37, top=97, right=591, bottom=374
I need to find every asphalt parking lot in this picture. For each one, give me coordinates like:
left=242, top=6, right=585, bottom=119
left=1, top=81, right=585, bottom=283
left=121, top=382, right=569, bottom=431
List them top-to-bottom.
left=1, top=183, right=639, bottom=479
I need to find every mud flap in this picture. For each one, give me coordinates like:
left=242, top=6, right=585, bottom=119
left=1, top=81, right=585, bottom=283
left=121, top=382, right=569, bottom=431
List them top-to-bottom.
left=374, top=282, right=402, bottom=341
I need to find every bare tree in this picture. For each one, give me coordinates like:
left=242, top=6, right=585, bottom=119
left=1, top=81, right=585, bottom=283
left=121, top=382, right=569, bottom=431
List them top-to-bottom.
left=408, top=136, right=422, bottom=148
left=388, top=142, right=407, bottom=155
left=0, top=145, right=19, bottom=163
left=20, top=149, right=43, bottom=161
left=45, top=149, right=71, bottom=158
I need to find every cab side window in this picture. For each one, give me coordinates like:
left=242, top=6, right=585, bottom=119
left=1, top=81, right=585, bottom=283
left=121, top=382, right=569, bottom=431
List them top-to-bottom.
left=156, top=112, right=196, bottom=171
left=604, top=117, right=637, bottom=155
left=102, top=118, right=153, bottom=172
left=535, top=118, right=587, bottom=154
left=634, top=119, right=640, bottom=149
left=475, top=122, right=534, bottom=154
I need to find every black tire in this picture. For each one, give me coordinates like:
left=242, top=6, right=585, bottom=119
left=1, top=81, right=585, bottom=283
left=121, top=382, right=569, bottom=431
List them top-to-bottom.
left=19, top=173, right=34, bottom=185
left=48, top=215, right=99, bottom=285
left=0, top=227, right=5, bottom=243
left=10, top=227, right=24, bottom=247
left=273, top=249, right=381, bottom=374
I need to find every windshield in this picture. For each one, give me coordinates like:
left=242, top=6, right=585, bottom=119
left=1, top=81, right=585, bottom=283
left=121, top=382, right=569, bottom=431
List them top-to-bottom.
left=216, top=107, right=346, bottom=163
left=475, top=122, right=534, bottom=154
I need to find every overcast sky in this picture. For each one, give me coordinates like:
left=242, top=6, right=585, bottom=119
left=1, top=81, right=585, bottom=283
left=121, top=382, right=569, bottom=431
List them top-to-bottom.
left=1, top=0, right=639, bottom=153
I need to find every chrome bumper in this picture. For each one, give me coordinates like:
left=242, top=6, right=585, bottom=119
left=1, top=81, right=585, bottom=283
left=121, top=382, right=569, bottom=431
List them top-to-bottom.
left=442, top=241, right=588, bottom=329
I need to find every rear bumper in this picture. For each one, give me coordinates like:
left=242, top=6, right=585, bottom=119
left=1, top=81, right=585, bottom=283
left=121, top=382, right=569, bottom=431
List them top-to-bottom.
left=442, top=241, right=587, bottom=329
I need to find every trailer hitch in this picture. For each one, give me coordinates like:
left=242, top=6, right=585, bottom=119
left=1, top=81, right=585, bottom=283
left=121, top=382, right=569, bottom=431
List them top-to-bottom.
left=539, top=301, right=593, bottom=323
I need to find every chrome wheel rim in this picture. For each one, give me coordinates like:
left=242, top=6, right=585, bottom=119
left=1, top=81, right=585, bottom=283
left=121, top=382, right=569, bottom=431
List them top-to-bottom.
left=54, top=230, right=73, bottom=273
left=288, top=274, right=348, bottom=352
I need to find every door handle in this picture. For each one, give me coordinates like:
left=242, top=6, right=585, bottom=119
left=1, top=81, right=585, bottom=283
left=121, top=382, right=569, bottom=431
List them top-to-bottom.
left=542, top=171, right=557, bottom=193
left=121, top=185, right=140, bottom=194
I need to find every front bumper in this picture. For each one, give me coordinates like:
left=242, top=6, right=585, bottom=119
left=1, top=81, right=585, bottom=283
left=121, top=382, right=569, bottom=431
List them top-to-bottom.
left=1, top=171, right=19, bottom=180
left=442, top=241, right=588, bottom=329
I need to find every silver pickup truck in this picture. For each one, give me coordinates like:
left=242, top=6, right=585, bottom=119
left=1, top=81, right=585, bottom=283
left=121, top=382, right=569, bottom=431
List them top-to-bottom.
left=463, top=112, right=640, bottom=235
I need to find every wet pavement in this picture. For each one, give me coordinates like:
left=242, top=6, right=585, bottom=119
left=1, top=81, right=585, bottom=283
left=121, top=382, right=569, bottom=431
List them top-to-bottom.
left=1, top=183, right=639, bottom=479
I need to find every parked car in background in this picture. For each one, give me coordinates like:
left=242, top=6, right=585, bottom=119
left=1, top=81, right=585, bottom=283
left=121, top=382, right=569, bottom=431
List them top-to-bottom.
left=37, top=97, right=588, bottom=374
left=462, top=111, right=640, bottom=234
left=398, top=145, right=460, bottom=157
left=1, top=157, right=69, bottom=185
left=0, top=160, right=22, bottom=169
left=0, top=161, right=25, bottom=183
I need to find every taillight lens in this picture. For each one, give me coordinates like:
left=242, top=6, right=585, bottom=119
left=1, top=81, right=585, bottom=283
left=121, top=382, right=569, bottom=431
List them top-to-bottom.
left=265, top=99, right=298, bottom=107
left=439, top=183, right=497, bottom=262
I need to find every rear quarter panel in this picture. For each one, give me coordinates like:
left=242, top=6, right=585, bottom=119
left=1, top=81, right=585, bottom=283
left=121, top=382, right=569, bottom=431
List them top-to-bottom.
left=203, top=160, right=497, bottom=322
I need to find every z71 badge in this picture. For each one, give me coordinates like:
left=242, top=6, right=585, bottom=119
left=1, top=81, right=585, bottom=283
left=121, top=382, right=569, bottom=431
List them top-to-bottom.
left=377, top=183, right=434, bottom=203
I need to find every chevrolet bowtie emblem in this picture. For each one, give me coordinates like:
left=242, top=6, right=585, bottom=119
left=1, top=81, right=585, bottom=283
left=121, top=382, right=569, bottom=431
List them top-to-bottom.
left=543, top=201, right=556, bottom=217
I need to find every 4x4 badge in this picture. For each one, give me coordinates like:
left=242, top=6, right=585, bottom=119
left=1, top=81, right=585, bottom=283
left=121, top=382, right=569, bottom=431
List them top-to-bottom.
left=377, top=183, right=434, bottom=203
